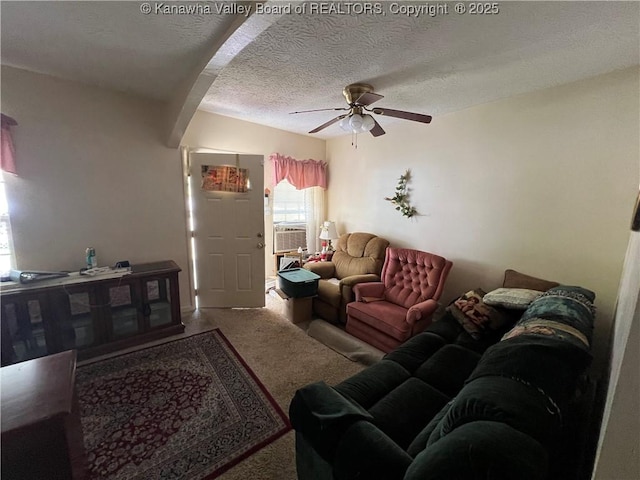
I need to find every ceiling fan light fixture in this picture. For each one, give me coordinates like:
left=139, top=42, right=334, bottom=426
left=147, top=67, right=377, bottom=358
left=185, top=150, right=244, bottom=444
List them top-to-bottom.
left=295, top=84, right=431, bottom=140
left=349, top=114, right=364, bottom=131
left=360, top=114, right=375, bottom=132
left=338, top=116, right=351, bottom=131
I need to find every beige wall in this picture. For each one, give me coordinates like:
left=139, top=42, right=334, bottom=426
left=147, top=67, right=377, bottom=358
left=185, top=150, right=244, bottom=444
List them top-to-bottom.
left=1, top=66, right=192, bottom=306
left=1, top=67, right=326, bottom=308
left=326, top=67, right=640, bottom=374
left=182, top=110, right=326, bottom=279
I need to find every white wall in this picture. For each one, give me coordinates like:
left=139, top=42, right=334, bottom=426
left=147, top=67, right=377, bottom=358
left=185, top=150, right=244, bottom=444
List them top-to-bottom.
left=1, top=66, right=192, bottom=306
left=326, top=67, right=640, bottom=374
left=182, top=110, right=326, bottom=278
left=592, top=230, right=640, bottom=479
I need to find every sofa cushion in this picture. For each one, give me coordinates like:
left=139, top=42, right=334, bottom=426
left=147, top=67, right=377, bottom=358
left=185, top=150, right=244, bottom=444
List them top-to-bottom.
left=483, top=287, right=543, bottom=310
left=447, top=289, right=509, bottom=340
left=346, top=300, right=412, bottom=341
left=383, top=332, right=447, bottom=373
left=470, top=335, right=593, bottom=411
left=414, top=344, right=482, bottom=398
left=335, top=360, right=411, bottom=410
left=426, top=376, right=563, bottom=448
left=368, top=378, right=450, bottom=450
left=406, top=421, right=549, bottom=480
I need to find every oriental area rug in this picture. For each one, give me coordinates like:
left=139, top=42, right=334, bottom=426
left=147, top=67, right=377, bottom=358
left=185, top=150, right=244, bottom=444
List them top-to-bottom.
left=76, top=330, right=291, bottom=479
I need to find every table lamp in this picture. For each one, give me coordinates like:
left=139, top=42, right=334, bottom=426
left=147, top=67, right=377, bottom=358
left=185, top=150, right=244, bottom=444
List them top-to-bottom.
left=319, top=221, right=339, bottom=260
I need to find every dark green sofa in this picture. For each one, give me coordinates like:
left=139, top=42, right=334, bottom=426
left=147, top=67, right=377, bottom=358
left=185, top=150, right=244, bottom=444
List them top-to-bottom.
left=290, top=283, right=596, bottom=480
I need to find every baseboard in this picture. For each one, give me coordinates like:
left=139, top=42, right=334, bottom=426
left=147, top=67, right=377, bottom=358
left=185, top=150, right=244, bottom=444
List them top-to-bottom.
left=181, top=305, right=196, bottom=314
left=307, top=319, right=384, bottom=366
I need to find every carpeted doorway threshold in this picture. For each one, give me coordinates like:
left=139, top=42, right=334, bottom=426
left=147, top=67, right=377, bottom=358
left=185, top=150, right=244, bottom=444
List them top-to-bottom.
left=76, top=329, right=290, bottom=480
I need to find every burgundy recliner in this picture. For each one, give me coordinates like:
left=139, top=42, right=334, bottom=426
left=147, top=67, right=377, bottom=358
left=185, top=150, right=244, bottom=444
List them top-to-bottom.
left=346, top=247, right=453, bottom=352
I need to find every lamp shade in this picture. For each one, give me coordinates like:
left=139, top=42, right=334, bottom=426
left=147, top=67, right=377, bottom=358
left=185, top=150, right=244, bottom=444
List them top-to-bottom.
left=349, top=114, right=364, bottom=131
left=361, top=114, right=375, bottom=132
left=319, top=221, right=339, bottom=240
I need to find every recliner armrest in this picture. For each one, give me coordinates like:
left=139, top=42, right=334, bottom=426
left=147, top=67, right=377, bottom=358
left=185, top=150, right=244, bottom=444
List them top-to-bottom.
left=304, top=261, right=336, bottom=279
left=340, top=273, right=380, bottom=287
left=353, top=282, right=386, bottom=301
left=407, top=299, right=439, bottom=325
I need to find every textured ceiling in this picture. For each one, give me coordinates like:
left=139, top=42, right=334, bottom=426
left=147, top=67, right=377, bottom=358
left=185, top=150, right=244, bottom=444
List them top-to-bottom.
left=0, top=1, right=235, bottom=100
left=1, top=1, right=638, bottom=139
left=202, top=1, right=640, bottom=137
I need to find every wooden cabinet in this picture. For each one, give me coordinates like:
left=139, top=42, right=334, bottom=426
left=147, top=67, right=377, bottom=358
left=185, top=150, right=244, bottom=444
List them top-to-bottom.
left=1, top=261, right=184, bottom=366
left=1, top=350, right=85, bottom=479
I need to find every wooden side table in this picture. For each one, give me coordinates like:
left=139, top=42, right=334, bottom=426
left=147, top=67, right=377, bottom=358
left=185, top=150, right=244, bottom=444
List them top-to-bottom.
left=1, top=350, right=85, bottom=479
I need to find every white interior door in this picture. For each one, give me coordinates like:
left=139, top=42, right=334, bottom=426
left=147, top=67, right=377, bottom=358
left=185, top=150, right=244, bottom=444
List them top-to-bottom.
left=189, top=152, right=265, bottom=308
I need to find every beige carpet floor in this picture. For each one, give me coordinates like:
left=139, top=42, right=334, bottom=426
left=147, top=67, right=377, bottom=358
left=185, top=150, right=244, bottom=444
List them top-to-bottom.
left=82, top=294, right=367, bottom=480
left=199, top=297, right=367, bottom=480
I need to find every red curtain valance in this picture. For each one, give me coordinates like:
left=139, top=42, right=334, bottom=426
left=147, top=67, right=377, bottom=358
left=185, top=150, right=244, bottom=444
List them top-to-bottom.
left=1, top=114, right=17, bottom=175
left=270, top=153, right=327, bottom=190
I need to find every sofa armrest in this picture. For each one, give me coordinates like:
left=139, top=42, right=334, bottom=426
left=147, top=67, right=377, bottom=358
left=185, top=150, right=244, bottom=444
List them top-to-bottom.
left=304, top=261, right=335, bottom=279
left=353, top=282, right=386, bottom=301
left=407, top=299, right=439, bottom=325
left=289, top=381, right=373, bottom=463
left=333, top=420, right=413, bottom=480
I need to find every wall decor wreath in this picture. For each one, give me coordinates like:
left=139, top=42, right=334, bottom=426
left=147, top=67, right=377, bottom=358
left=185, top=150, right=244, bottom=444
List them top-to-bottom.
left=385, top=169, right=417, bottom=218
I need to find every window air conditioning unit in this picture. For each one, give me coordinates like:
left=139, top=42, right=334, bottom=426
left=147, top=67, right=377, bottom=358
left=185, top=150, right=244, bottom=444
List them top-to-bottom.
left=274, top=224, right=307, bottom=253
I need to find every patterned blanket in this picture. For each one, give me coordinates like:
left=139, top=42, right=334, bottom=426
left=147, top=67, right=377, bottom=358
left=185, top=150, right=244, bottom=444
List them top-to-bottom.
left=501, top=286, right=596, bottom=350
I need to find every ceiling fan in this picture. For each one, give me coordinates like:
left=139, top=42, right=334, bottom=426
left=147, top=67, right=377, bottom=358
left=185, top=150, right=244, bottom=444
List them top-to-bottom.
left=290, top=83, right=432, bottom=137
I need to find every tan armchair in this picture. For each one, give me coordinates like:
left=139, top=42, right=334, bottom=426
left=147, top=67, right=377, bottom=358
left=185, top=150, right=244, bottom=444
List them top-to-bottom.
left=304, top=232, right=389, bottom=324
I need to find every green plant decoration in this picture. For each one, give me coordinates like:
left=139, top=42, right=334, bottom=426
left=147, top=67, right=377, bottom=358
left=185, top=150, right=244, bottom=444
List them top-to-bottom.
left=385, top=169, right=418, bottom=218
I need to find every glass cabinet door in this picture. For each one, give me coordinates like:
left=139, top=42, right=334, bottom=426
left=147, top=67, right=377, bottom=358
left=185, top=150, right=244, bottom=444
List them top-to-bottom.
left=144, top=277, right=173, bottom=328
left=108, top=282, right=143, bottom=338
left=56, top=289, right=99, bottom=351
left=1, top=295, right=51, bottom=364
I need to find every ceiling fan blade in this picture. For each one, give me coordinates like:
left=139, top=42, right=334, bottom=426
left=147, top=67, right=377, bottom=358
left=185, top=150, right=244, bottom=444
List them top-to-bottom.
left=354, top=92, right=384, bottom=106
left=290, top=107, right=348, bottom=114
left=372, top=108, right=432, bottom=124
left=309, top=114, right=348, bottom=134
left=369, top=118, right=385, bottom=137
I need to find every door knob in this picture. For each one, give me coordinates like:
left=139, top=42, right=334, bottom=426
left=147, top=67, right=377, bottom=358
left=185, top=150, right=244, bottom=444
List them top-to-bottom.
left=257, top=232, right=263, bottom=238
left=257, top=242, right=265, bottom=249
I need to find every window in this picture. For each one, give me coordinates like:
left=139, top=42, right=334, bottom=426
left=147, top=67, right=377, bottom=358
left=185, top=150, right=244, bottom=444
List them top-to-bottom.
left=0, top=171, right=15, bottom=275
left=271, top=179, right=325, bottom=255
left=272, top=180, right=306, bottom=224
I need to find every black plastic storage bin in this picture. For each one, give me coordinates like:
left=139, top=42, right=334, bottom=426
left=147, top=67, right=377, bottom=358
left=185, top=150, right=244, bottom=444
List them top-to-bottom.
left=277, top=268, right=320, bottom=298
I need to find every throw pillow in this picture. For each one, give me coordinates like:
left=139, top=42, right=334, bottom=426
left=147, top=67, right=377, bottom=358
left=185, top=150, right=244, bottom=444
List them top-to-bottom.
left=483, top=288, right=543, bottom=310
left=447, top=289, right=508, bottom=340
